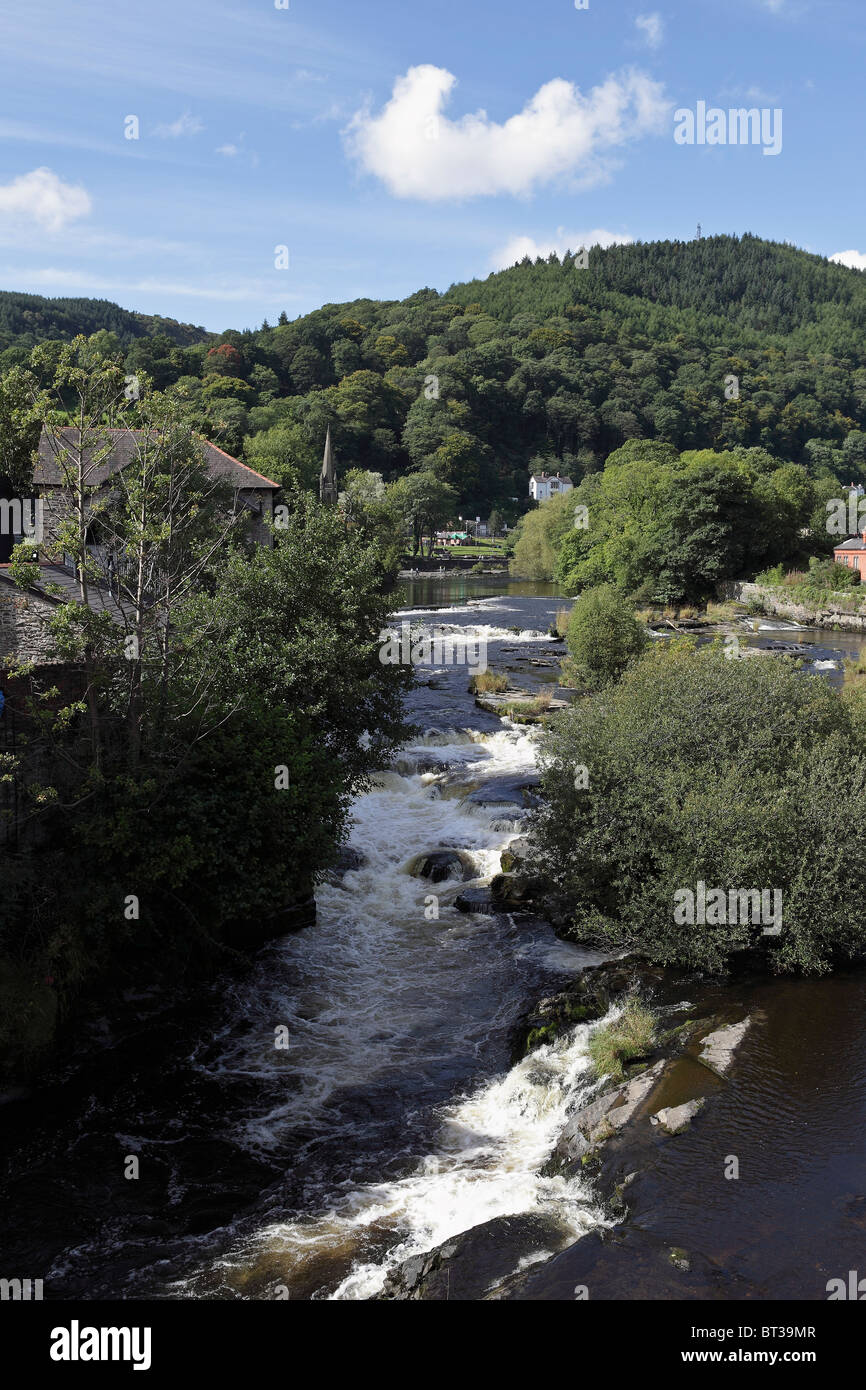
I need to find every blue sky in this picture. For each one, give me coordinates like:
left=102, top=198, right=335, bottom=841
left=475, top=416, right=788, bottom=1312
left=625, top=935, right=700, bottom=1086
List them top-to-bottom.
left=0, top=0, right=864, bottom=332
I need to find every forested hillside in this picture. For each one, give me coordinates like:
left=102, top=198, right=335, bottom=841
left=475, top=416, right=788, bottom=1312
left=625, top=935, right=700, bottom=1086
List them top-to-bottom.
left=5, top=235, right=866, bottom=516
left=0, top=291, right=211, bottom=354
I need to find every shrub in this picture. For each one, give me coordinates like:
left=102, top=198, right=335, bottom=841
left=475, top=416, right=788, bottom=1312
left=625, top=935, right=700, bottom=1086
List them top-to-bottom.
left=565, top=584, right=648, bottom=688
left=533, top=641, right=866, bottom=973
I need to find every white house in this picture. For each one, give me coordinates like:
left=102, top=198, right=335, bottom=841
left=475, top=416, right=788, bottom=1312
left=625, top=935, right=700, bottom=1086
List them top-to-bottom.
left=529, top=471, right=573, bottom=503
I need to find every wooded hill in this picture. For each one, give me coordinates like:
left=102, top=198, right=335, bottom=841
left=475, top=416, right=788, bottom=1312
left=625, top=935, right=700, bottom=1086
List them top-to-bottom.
left=5, top=235, right=866, bottom=514
left=0, top=290, right=211, bottom=353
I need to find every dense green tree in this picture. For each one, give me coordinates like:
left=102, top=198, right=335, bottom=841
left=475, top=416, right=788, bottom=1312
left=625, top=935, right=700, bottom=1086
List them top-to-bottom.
left=10, top=235, right=866, bottom=530
left=388, top=470, right=456, bottom=556
left=564, top=584, right=648, bottom=687
left=531, top=641, right=866, bottom=973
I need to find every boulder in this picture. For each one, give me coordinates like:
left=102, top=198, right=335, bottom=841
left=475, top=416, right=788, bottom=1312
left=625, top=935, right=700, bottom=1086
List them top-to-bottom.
left=465, top=774, right=540, bottom=808
left=499, top=835, right=533, bottom=873
left=410, top=850, right=466, bottom=884
left=489, top=872, right=541, bottom=908
left=454, top=887, right=498, bottom=915
left=651, top=1097, right=705, bottom=1135
left=378, top=1213, right=567, bottom=1300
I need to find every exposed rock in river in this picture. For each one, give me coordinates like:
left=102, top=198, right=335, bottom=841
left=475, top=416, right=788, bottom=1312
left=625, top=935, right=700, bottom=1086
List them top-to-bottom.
left=409, top=850, right=468, bottom=883
left=698, top=1018, right=751, bottom=1076
left=651, top=1097, right=706, bottom=1134
left=378, top=1213, right=572, bottom=1300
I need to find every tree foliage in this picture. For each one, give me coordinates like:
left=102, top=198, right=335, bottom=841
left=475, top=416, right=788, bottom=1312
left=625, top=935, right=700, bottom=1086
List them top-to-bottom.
left=532, top=642, right=866, bottom=973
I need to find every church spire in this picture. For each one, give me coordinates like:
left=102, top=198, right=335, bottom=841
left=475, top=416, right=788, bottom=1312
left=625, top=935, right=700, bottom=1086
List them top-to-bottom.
left=319, top=425, right=337, bottom=504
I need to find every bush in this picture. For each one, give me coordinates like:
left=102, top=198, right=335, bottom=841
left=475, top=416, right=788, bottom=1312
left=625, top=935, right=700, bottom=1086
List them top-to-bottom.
left=758, top=560, right=861, bottom=591
left=565, top=584, right=648, bottom=688
left=532, top=641, right=866, bottom=973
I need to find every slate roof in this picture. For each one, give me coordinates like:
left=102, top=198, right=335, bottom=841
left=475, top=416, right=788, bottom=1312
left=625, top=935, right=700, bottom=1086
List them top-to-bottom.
left=34, top=429, right=278, bottom=491
left=530, top=473, right=573, bottom=485
left=833, top=536, right=866, bottom=550
left=0, top=563, right=127, bottom=625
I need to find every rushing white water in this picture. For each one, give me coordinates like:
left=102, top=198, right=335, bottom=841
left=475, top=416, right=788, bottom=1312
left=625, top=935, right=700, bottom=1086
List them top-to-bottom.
left=394, top=618, right=553, bottom=644
left=177, top=714, right=607, bottom=1299
left=196, top=727, right=546, bottom=1144
left=212, top=1013, right=612, bottom=1302
left=325, top=1018, right=611, bottom=1299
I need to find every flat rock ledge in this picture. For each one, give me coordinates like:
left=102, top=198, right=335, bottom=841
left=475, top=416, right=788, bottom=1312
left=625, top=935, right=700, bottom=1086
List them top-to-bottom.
left=698, top=1018, right=751, bottom=1077
left=546, top=1061, right=667, bottom=1169
left=377, top=1213, right=571, bottom=1301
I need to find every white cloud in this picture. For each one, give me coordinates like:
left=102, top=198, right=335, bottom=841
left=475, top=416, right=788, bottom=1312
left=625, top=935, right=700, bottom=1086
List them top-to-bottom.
left=635, top=13, right=664, bottom=49
left=345, top=65, right=669, bottom=200
left=153, top=111, right=204, bottom=138
left=216, top=144, right=239, bottom=157
left=0, top=167, right=91, bottom=233
left=491, top=228, right=633, bottom=270
left=831, top=250, right=866, bottom=271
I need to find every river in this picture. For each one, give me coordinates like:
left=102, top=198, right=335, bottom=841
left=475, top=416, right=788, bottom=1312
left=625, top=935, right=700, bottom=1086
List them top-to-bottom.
left=1, top=579, right=865, bottom=1300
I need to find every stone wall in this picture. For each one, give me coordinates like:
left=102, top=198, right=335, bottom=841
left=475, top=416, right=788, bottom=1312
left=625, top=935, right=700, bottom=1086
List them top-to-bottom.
left=0, top=576, right=62, bottom=665
left=719, top=580, right=866, bottom=632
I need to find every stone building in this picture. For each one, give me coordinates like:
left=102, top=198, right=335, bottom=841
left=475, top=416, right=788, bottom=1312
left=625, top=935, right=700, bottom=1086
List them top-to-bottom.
left=0, top=428, right=279, bottom=688
left=32, top=428, right=279, bottom=558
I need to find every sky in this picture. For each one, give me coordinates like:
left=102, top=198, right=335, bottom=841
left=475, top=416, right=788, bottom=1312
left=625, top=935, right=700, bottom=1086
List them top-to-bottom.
left=0, top=0, right=864, bottom=332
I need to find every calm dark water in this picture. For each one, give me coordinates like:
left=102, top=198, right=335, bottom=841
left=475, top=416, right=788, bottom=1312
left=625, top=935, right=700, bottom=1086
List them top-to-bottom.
left=1, top=580, right=865, bottom=1301
left=512, top=969, right=866, bottom=1301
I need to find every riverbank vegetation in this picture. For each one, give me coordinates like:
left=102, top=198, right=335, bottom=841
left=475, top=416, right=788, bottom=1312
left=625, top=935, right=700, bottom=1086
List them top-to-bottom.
left=0, top=342, right=411, bottom=1080
left=511, top=439, right=838, bottom=604
left=562, top=585, right=647, bottom=688
left=532, top=639, right=866, bottom=974
left=469, top=670, right=509, bottom=694
left=588, top=1000, right=658, bottom=1081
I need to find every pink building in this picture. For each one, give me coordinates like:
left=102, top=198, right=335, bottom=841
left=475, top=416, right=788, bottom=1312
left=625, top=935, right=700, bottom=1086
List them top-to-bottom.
left=833, top=527, right=866, bottom=578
